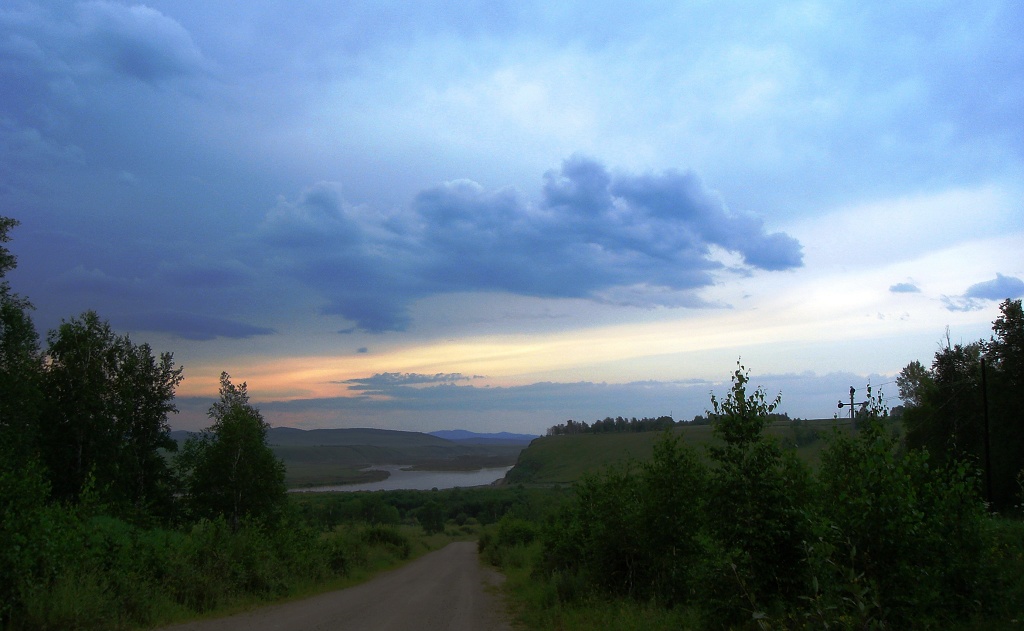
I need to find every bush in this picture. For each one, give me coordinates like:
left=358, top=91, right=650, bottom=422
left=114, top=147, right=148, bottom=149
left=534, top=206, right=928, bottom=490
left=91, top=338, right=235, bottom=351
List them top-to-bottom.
left=480, top=368, right=1015, bottom=629
left=816, top=418, right=988, bottom=626
left=0, top=462, right=74, bottom=624
left=418, top=500, right=446, bottom=535
left=496, top=514, right=538, bottom=547
left=360, top=525, right=411, bottom=559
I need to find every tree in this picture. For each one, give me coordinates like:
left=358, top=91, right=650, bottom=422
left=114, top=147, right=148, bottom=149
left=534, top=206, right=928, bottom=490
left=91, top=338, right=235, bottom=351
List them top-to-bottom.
left=0, top=216, right=17, bottom=278
left=0, top=217, right=43, bottom=466
left=0, top=217, right=51, bottom=624
left=989, top=298, right=1024, bottom=385
left=901, top=299, right=1024, bottom=508
left=985, top=299, right=1024, bottom=507
left=40, top=311, right=183, bottom=515
left=896, top=359, right=934, bottom=409
left=702, top=362, right=812, bottom=621
left=179, top=372, right=286, bottom=529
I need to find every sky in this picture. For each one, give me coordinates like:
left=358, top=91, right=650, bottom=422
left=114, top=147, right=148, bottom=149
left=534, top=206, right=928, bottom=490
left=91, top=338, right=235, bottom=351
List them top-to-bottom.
left=2, top=1, right=1022, bottom=434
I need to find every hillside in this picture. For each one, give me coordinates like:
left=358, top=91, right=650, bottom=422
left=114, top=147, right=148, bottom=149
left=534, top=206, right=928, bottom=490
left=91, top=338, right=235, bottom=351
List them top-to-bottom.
left=506, top=418, right=854, bottom=484
left=171, top=427, right=526, bottom=488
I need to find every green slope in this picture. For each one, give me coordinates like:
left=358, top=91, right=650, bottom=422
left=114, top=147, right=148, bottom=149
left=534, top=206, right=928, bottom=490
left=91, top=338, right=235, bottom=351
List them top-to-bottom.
left=506, top=419, right=855, bottom=484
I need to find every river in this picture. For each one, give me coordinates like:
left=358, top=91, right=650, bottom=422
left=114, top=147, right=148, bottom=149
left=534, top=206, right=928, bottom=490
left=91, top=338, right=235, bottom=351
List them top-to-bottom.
left=290, top=465, right=515, bottom=493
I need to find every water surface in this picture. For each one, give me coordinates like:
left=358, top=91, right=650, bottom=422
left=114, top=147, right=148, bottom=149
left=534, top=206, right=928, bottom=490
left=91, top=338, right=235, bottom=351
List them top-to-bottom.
left=291, top=465, right=514, bottom=493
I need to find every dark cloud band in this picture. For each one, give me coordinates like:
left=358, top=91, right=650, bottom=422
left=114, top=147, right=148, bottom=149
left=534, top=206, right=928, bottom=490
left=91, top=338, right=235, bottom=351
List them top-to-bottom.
left=262, top=156, right=803, bottom=332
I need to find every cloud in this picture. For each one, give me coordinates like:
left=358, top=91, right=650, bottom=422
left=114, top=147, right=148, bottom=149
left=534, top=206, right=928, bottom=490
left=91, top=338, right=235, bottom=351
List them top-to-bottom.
left=75, top=1, right=208, bottom=83
left=259, top=156, right=803, bottom=332
left=157, top=259, right=254, bottom=290
left=51, top=265, right=152, bottom=301
left=943, top=273, right=1024, bottom=312
left=964, top=273, right=1024, bottom=301
left=889, top=282, right=920, bottom=293
left=941, top=296, right=983, bottom=313
left=118, top=311, right=276, bottom=341
left=341, top=372, right=478, bottom=395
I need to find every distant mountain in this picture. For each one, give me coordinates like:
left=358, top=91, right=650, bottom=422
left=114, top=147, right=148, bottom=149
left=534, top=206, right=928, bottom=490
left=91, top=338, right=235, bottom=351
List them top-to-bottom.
left=173, top=427, right=453, bottom=447
left=174, top=427, right=538, bottom=446
left=265, top=427, right=453, bottom=448
left=428, top=429, right=538, bottom=445
left=169, top=430, right=198, bottom=443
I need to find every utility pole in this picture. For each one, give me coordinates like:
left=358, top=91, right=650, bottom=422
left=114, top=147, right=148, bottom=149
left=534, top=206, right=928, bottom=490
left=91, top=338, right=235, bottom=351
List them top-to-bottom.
left=838, top=386, right=868, bottom=429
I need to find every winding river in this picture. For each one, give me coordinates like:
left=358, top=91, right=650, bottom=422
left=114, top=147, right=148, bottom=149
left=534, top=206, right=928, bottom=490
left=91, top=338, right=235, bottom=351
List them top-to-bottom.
left=290, top=465, right=514, bottom=493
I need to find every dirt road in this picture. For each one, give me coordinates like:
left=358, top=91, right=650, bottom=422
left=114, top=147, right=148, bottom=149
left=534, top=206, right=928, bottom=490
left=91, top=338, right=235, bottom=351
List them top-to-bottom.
left=158, top=541, right=512, bottom=631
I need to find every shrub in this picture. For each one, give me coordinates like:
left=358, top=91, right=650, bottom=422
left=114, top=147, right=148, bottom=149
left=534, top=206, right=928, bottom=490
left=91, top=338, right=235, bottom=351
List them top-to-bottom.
left=698, top=365, right=814, bottom=624
left=817, top=417, right=988, bottom=626
left=496, top=514, right=538, bottom=547
left=360, top=525, right=411, bottom=559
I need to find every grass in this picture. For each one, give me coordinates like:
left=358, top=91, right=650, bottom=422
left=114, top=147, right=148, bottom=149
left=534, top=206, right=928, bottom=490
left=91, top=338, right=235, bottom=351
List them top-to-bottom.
left=169, top=522, right=482, bottom=629
left=493, top=541, right=700, bottom=631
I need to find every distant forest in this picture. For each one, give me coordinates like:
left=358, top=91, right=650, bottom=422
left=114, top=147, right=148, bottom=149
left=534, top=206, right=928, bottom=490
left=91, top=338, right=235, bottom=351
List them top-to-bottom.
left=546, top=412, right=797, bottom=435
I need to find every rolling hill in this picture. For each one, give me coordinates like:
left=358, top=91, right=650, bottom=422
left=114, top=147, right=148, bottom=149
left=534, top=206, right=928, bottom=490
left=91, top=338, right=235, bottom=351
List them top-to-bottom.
left=505, top=418, right=856, bottom=485
left=171, top=427, right=527, bottom=488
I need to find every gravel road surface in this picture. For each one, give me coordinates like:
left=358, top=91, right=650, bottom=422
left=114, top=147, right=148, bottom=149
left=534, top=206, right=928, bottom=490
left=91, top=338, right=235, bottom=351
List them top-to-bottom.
left=157, top=541, right=511, bottom=631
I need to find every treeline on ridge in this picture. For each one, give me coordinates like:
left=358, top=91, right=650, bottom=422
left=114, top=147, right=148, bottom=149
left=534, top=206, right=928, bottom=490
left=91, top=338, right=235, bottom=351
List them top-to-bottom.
left=547, top=411, right=798, bottom=435
left=546, top=415, right=677, bottom=435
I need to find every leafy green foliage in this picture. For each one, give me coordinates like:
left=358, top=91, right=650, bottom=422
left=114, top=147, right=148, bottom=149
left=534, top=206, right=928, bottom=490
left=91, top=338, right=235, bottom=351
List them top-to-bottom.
left=0, top=217, right=43, bottom=467
left=901, top=299, right=1024, bottom=508
left=987, top=299, right=1024, bottom=510
left=39, top=311, right=184, bottom=517
left=702, top=363, right=813, bottom=622
left=498, top=364, right=998, bottom=629
left=177, top=373, right=287, bottom=529
left=817, top=411, right=987, bottom=625
left=540, top=431, right=708, bottom=607
left=0, top=461, right=79, bottom=624
left=418, top=500, right=447, bottom=534
left=4, top=510, right=407, bottom=629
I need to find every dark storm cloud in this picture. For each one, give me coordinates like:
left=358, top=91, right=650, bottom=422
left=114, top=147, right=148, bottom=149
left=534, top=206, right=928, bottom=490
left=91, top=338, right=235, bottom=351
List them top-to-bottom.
left=0, top=1, right=211, bottom=197
left=74, top=1, right=207, bottom=83
left=0, top=2, right=207, bottom=107
left=261, top=156, right=803, bottom=332
left=156, top=260, right=254, bottom=290
left=889, top=282, right=921, bottom=293
left=118, top=311, right=275, bottom=341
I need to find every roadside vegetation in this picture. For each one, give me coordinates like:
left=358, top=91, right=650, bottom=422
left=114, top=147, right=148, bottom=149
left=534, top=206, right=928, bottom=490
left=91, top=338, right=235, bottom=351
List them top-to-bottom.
left=4, top=213, right=1023, bottom=630
left=0, top=217, right=551, bottom=630
left=482, top=299, right=1024, bottom=630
